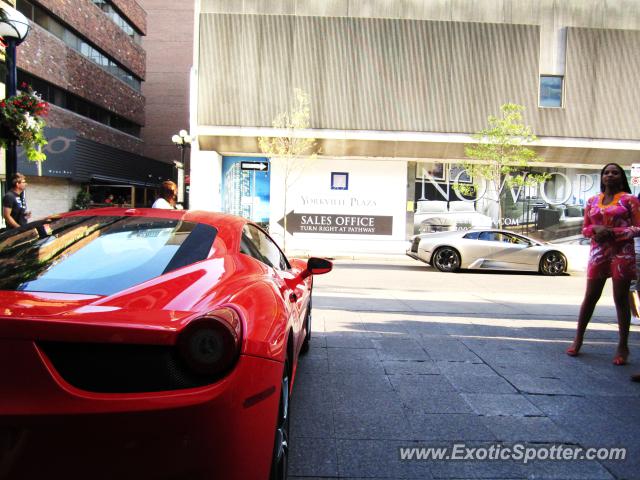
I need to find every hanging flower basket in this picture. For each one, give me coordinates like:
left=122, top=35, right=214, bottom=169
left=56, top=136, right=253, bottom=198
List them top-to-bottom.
left=0, top=82, right=49, bottom=162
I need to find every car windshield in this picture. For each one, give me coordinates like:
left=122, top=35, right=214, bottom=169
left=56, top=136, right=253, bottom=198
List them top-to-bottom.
left=0, top=216, right=217, bottom=295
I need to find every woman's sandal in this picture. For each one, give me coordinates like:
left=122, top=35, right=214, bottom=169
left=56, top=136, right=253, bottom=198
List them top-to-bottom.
left=566, top=344, right=582, bottom=357
left=613, top=355, right=628, bottom=366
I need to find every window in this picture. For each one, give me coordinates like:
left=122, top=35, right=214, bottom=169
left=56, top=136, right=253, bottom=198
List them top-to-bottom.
left=17, top=0, right=142, bottom=91
left=90, top=0, right=142, bottom=44
left=63, top=29, right=79, bottom=50
left=18, top=70, right=142, bottom=137
left=539, top=75, right=563, bottom=108
left=417, top=162, right=445, bottom=182
left=449, top=164, right=472, bottom=184
left=331, top=172, right=349, bottom=190
left=0, top=216, right=217, bottom=295
left=241, top=225, right=289, bottom=271
left=463, top=231, right=481, bottom=240
left=479, top=231, right=502, bottom=242
left=477, top=232, right=529, bottom=244
left=502, top=233, right=530, bottom=245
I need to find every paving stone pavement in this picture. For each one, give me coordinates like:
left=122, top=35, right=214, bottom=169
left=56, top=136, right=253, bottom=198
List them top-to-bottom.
left=288, top=259, right=640, bottom=480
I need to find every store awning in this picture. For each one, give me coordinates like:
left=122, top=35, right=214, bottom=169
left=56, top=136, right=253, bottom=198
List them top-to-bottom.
left=196, top=127, right=640, bottom=168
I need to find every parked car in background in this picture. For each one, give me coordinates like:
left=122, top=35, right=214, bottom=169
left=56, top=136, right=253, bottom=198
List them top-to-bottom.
left=0, top=208, right=332, bottom=480
left=407, top=229, right=588, bottom=275
left=553, top=236, right=591, bottom=273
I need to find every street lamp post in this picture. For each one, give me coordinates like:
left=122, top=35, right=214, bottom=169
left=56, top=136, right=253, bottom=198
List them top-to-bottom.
left=0, top=5, right=30, bottom=182
left=171, top=129, right=193, bottom=209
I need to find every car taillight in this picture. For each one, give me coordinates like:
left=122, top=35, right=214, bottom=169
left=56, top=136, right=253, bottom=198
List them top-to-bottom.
left=177, top=308, right=242, bottom=376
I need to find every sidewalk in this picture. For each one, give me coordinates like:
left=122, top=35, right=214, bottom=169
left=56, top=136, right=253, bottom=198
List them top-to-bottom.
left=288, top=251, right=412, bottom=262
left=288, top=260, right=640, bottom=480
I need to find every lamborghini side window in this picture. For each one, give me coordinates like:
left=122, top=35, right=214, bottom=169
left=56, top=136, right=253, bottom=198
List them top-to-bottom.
left=241, top=224, right=290, bottom=271
left=463, top=231, right=480, bottom=240
left=479, top=231, right=500, bottom=242
left=505, top=234, right=529, bottom=245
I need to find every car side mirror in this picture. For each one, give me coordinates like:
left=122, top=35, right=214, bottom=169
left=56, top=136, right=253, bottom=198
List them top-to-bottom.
left=285, top=257, right=333, bottom=289
left=307, top=257, right=333, bottom=275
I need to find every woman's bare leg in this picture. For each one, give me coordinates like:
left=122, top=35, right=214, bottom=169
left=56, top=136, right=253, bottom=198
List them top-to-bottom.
left=569, top=278, right=607, bottom=354
left=612, top=278, right=631, bottom=364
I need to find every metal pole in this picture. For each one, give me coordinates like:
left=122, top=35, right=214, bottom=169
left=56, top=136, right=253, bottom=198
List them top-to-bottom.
left=5, top=37, right=18, bottom=182
left=180, top=144, right=187, bottom=208
left=184, top=144, right=190, bottom=210
left=252, top=169, right=256, bottom=220
left=526, top=187, right=530, bottom=236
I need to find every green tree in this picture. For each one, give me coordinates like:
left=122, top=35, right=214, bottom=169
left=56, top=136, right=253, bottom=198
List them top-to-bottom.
left=258, top=88, right=318, bottom=251
left=461, top=103, right=548, bottom=229
left=72, top=188, right=92, bottom=210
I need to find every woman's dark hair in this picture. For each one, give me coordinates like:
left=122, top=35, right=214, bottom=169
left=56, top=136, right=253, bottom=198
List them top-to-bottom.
left=600, top=163, right=631, bottom=193
left=159, top=180, right=178, bottom=201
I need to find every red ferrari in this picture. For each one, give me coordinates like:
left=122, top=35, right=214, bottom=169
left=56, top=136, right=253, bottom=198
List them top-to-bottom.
left=0, top=208, right=332, bottom=480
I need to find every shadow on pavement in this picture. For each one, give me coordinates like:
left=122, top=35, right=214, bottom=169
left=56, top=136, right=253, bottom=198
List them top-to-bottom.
left=334, top=262, right=570, bottom=276
left=313, top=296, right=588, bottom=320
left=288, top=310, right=640, bottom=480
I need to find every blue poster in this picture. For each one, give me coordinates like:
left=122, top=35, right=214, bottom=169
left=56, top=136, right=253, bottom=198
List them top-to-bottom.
left=221, top=156, right=270, bottom=225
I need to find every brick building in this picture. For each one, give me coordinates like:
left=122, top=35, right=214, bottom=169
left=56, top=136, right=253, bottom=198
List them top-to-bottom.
left=0, top=0, right=173, bottom=221
left=137, top=0, right=194, bottom=205
left=138, top=0, right=193, bottom=166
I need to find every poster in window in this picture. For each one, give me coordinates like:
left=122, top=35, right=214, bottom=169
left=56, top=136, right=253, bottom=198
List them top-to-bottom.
left=417, top=162, right=445, bottom=181
left=449, top=164, right=473, bottom=184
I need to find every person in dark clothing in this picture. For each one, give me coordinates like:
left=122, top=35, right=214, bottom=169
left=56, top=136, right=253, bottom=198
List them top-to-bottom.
left=2, top=173, right=30, bottom=228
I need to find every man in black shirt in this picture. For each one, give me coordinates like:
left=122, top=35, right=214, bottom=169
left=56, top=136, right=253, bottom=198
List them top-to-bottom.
left=2, top=173, right=30, bottom=228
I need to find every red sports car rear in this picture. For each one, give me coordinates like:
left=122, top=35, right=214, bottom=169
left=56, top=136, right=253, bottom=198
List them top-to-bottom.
left=0, top=208, right=331, bottom=479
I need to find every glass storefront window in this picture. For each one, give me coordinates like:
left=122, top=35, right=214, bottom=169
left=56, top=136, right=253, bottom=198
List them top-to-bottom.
left=411, top=163, right=622, bottom=242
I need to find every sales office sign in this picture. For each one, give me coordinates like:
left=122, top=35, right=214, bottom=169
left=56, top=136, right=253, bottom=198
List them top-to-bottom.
left=278, top=211, right=393, bottom=236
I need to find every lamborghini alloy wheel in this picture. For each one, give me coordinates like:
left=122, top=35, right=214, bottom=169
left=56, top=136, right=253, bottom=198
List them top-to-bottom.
left=432, top=247, right=461, bottom=273
left=540, top=251, right=567, bottom=276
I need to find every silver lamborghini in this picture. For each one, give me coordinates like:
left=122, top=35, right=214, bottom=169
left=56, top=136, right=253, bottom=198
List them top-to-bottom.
left=407, top=229, right=588, bottom=275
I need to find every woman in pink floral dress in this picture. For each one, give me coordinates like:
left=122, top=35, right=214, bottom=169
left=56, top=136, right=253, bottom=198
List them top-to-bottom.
left=567, top=163, right=640, bottom=365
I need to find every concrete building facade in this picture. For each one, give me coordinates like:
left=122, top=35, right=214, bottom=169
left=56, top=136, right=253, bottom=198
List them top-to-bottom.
left=191, top=0, right=640, bottom=254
